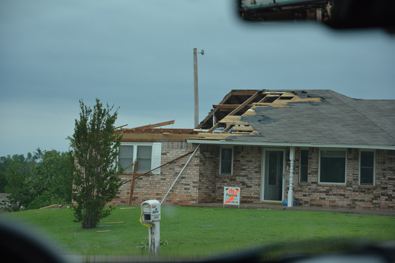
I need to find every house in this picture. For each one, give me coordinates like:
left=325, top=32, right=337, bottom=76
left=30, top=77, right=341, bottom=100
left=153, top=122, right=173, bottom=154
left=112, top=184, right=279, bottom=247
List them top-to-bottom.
left=113, top=89, right=395, bottom=211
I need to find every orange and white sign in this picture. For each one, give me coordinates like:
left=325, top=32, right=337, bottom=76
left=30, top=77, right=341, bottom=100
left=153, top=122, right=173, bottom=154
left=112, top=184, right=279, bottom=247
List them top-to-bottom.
left=224, top=187, right=240, bottom=205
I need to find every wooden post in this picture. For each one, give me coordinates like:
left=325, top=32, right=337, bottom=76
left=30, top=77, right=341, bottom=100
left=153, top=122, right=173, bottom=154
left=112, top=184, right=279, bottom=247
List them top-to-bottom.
left=193, top=48, right=199, bottom=128
left=287, top=147, right=295, bottom=207
left=128, top=160, right=138, bottom=205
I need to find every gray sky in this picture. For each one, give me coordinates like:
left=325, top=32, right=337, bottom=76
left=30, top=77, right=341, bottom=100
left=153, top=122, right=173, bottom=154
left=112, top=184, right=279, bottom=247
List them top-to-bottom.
left=1, top=0, right=394, bottom=157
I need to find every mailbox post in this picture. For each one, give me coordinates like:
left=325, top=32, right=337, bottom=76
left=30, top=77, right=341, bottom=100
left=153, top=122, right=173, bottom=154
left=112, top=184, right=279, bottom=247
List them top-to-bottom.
left=141, top=200, right=161, bottom=255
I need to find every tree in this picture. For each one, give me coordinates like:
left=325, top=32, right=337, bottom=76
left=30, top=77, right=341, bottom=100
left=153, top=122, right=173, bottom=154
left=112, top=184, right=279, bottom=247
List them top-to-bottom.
left=69, top=99, right=124, bottom=229
left=27, top=149, right=74, bottom=209
left=0, top=150, right=74, bottom=211
left=1, top=153, right=36, bottom=211
left=0, top=156, right=13, bottom=192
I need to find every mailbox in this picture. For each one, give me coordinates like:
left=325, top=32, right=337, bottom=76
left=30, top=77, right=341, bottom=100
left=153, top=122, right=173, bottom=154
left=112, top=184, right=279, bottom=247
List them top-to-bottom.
left=141, top=200, right=161, bottom=224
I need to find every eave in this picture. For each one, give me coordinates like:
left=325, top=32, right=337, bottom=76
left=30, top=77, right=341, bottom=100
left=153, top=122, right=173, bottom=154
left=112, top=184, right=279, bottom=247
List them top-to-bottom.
left=186, top=139, right=395, bottom=151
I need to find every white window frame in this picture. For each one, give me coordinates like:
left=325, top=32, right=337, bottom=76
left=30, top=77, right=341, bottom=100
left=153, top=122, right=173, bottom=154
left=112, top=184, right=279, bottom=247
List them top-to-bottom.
left=119, top=142, right=161, bottom=174
left=220, top=146, right=233, bottom=175
left=299, top=148, right=309, bottom=183
left=318, top=148, right=347, bottom=185
left=359, top=150, right=375, bottom=186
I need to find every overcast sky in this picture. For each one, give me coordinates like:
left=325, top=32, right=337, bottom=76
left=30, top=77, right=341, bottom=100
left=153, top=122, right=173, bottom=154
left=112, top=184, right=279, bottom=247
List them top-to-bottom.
left=1, top=0, right=394, bottom=157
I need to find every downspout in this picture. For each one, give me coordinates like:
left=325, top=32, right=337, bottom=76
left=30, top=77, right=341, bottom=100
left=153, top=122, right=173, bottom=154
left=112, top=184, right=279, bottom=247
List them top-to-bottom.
left=161, top=144, right=200, bottom=205
left=287, top=146, right=295, bottom=207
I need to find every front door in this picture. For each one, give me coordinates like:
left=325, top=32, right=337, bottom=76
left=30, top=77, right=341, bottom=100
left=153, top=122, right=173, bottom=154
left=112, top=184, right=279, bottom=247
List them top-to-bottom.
left=264, top=151, right=283, bottom=201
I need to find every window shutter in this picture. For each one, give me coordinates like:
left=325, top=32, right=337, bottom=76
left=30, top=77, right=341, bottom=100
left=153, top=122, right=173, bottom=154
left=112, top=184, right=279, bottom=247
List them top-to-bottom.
left=151, top=143, right=162, bottom=174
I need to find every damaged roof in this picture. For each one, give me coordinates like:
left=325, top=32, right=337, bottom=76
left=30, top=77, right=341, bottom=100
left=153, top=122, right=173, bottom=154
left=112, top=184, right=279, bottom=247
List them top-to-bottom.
left=194, top=89, right=395, bottom=148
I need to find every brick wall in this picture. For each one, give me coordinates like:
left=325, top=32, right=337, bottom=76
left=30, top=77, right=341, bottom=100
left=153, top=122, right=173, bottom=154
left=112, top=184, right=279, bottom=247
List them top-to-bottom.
left=112, top=142, right=199, bottom=206
left=111, top=143, right=394, bottom=211
left=197, top=144, right=218, bottom=203
left=197, top=145, right=262, bottom=204
left=290, top=148, right=395, bottom=211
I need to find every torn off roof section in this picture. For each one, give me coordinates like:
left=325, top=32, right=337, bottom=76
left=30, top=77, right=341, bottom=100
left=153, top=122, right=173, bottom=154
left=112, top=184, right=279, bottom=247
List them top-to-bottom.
left=197, top=89, right=326, bottom=135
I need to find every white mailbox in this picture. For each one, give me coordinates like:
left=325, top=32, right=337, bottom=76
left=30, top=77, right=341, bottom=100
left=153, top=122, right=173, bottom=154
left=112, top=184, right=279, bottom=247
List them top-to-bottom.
left=141, top=200, right=161, bottom=224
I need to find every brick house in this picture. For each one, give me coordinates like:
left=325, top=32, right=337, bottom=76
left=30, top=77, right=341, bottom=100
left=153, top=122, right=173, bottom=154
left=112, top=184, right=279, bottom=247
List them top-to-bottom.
left=113, top=90, right=395, bottom=211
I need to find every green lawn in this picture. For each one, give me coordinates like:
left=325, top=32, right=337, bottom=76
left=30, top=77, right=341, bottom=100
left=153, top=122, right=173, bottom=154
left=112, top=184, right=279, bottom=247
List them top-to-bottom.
left=1, top=206, right=394, bottom=258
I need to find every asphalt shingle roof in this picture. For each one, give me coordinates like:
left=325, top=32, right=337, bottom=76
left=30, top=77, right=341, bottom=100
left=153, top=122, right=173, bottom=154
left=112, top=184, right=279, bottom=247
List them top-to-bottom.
left=225, top=90, right=395, bottom=147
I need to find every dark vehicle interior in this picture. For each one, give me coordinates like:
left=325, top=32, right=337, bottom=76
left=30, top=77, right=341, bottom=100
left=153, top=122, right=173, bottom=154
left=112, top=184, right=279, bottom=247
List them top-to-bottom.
left=238, top=0, right=395, bottom=32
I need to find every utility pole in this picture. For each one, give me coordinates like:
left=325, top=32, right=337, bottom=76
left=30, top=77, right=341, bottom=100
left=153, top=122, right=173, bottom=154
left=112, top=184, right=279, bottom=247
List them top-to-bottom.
left=193, top=48, right=204, bottom=128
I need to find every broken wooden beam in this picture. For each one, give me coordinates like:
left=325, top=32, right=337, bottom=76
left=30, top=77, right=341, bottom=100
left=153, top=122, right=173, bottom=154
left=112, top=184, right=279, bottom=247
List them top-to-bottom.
left=231, top=90, right=259, bottom=96
left=131, top=120, right=175, bottom=130
left=115, top=124, right=128, bottom=129
left=221, top=125, right=233, bottom=133
left=122, top=150, right=195, bottom=185
left=128, top=160, right=138, bottom=205
left=39, top=204, right=63, bottom=209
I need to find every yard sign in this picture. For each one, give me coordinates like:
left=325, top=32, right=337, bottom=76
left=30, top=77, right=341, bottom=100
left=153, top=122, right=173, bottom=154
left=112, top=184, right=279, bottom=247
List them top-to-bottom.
left=223, top=187, right=240, bottom=207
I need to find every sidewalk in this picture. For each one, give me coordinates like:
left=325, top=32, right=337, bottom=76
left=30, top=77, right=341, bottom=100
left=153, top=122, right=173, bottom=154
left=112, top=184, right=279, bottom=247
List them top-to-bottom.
left=190, top=202, right=395, bottom=216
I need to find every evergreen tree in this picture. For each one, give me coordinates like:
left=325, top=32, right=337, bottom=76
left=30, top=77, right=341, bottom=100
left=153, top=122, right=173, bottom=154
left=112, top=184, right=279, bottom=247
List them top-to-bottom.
left=69, top=99, right=124, bottom=229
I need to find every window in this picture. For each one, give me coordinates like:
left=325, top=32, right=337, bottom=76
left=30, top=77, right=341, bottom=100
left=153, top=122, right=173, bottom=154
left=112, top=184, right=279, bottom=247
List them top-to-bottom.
left=119, top=143, right=161, bottom=174
left=119, top=145, right=134, bottom=172
left=137, top=146, right=152, bottom=172
left=220, top=147, right=233, bottom=175
left=299, top=149, right=308, bottom=183
left=319, top=150, right=346, bottom=184
left=360, top=151, right=375, bottom=186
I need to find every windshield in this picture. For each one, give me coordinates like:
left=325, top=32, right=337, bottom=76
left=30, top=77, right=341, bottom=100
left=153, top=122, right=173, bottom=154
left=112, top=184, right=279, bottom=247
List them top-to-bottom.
left=0, top=0, right=394, bottom=261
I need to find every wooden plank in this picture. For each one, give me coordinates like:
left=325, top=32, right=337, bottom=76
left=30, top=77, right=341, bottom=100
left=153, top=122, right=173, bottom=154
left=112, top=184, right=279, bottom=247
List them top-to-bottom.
left=231, top=90, right=259, bottom=96
left=262, top=91, right=283, bottom=95
left=280, top=92, right=295, bottom=97
left=252, top=103, right=290, bottom=108
left=213, top=104, right=240, bottom=109
left=214, top=104, right=254, bottom=110
left=218, top=116, right=249, bottom=125
left=131, top=120, right=175, bottom=130
left=206, top=123, right=220, bottom=133
left=115, top=124, right=128, bottom=129
left=221, top=125, right=233, bottom=133
left=231, top=126, right=254, bottom=131
left=120, top=128, right=194, bottom=134
left=121, top=133, right=199, bottom=141
left=196, top=133, right=238, bottom=139
left=122, top=150, right=195, bottom=184
left=136, top=150, right=194, bottom=178
left=128, top=160, right=138, bottom=205
left=40, top=204, right=63, bottom=209
left=97, top=230, right=111, bottom=233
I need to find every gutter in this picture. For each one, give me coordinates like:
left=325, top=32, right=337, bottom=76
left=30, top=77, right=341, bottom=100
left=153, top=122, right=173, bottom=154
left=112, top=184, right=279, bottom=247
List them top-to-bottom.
left=186, top=140, right=395, bottom=151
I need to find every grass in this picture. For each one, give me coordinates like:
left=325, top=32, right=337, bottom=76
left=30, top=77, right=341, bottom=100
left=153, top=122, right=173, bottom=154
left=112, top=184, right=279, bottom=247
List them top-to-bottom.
left=1, top=206, right=395, bottom=258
